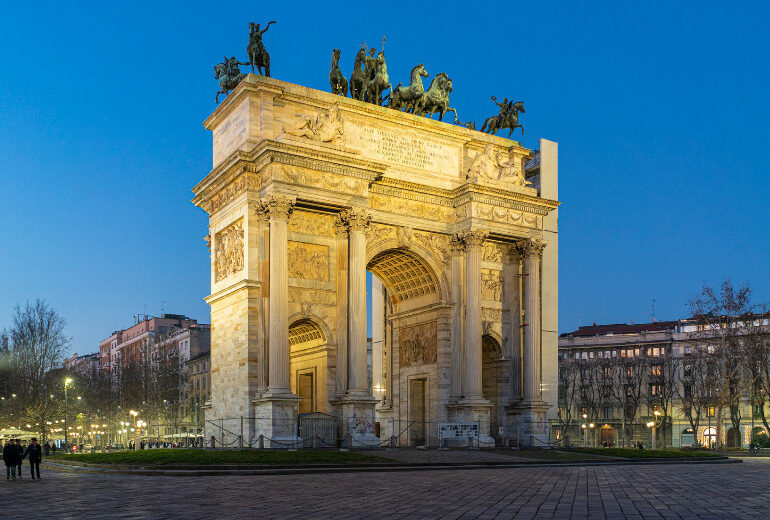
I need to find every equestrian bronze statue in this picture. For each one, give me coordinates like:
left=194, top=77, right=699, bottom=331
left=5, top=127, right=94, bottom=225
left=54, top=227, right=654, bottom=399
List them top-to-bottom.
left=246, top=20, right=276, bottom=77
left=214, top=56, right=247, bottom=104
left=387, top=63, right=428, bottom=111
left=481, top=97, right=525, bottom=137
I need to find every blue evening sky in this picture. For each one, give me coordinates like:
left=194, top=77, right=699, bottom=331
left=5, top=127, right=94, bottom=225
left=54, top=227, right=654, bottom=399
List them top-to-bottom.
left=1, top=1, right=768, bottom=354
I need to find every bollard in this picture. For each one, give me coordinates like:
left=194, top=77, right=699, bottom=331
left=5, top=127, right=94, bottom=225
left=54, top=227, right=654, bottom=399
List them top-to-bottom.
left=258, top=434, right=264, bottom=449
left=389, top=435, right=396, bottom=450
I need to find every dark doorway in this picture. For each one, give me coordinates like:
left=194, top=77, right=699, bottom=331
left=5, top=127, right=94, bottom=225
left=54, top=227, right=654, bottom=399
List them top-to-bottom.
left=409, top=379, right=427, bottom=446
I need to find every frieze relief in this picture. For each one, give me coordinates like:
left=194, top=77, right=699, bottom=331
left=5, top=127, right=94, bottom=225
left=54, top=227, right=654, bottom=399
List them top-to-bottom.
left=281, top=104, right=345, bottom=146
left=279, top=165, right=366, bottom=195
left=206, top=172, right=260, bottom=214
left=370, top=193, right=454, bottom=222
left=455, top=203, right=540, bottom=228
left=289, top=210, right=335, bottom=237
left=215, top=218, right=245, bottom=282
left=287, top=241, right=329, bottom=281
left=481, top=269, right=503, bottom=302
left=288, top=287, right=336, bottom=306
left=399, top=321, right=438, bottom=367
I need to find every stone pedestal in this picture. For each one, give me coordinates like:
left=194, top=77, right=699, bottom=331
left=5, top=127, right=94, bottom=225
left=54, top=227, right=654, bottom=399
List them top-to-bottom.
left=253, top=395, right=301, bottom=448
left=340, top=396, right=380, bottom=448
left=451, top=399, right=494, bottom=447
left=508, top=399, right=551, bottom=448
left=375, top=404, right=394, bottom=442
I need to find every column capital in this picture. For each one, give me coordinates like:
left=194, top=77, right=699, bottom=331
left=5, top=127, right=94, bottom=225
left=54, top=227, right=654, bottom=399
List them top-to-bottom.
left=258, top=194, right=296, bottom=222
left=338, top=206, right=372, bottom=232
left=456, top=228, right=488, bottom=249
left=450, top=235, right=465, bottom=255
left=517, top=237, right=547, bottom=259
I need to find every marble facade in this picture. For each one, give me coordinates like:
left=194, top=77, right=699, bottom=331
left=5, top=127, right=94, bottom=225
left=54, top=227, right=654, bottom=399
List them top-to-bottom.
left=192, top=75, right=559, bottom=447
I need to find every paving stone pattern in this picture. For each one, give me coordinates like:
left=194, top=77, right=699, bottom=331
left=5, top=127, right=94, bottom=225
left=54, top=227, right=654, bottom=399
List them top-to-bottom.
left=3, top=458, right=769, bottom=519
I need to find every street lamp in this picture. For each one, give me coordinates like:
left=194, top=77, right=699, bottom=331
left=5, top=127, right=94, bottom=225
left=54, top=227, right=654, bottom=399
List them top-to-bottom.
left=64, top=378, right=73, bottom=451
left=647, top=410, right=662, bottom=449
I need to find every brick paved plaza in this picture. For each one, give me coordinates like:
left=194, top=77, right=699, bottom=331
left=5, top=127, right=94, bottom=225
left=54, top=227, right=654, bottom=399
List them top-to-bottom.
left=4, top=458, right=768, bottom=519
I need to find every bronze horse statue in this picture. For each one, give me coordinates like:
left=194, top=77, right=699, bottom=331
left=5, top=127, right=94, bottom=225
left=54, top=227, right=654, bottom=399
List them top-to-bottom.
left=246, top=20, right=275, bottom=77
left=349, top=44, right=367, bottom=101
left=329, top=49, right=347, bottom=96
left=366, top=50, right=391, bottom=105
left=214, top=56, right=247, bottom=104
left=388, top=63, right=428, bottom=111
left=413, top=73, right=459, bottom=122
left=481, top=100, right=525, bottom=137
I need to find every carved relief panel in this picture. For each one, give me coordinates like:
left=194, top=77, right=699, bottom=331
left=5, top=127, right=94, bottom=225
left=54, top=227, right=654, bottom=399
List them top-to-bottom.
left=214, top=218, right=244, bottom=282
left=287, top=241, right=329, bottom=281
left=481, top=269, right=503, bottom=302
left=399, top=321, right=438, bottom=367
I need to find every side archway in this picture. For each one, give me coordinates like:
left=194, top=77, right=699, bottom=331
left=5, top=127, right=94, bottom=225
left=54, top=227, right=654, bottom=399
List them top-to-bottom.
left=288, top=318, right=331, bottom=414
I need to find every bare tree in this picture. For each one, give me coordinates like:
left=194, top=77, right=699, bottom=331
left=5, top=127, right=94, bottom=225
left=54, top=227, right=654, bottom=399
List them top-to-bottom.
left=689, top=280, right=756, bottom=448
left=6, top=300, right=69, bottom=438
left=676, top=343, right=711, bottom=445
left=644, top=346, right=677, bottom=448
left=610, top=353, right=647, bottom=447
left=557, top=355, right=579, bottom=445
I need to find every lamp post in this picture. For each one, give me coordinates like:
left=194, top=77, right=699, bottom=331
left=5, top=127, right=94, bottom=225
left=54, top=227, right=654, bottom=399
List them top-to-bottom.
left=64, top=378, right=73, bottom=451
left=647, top=410, right=662, bottom=449
left=589, top=423, right=595, bottom=447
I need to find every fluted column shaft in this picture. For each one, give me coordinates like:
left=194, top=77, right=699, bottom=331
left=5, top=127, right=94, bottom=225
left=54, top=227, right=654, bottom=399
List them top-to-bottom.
left=260, top=195, right=295, bottom=394
left=341, top=207, right=371, bottom=395
left=459, top=229, right=488, bottom=400
left=450, top=237, right=465, bottom=399
left=520, top=238, right=546, bottom=401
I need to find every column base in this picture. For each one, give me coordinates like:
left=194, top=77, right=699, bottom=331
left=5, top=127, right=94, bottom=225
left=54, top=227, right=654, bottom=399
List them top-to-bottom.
left=253, top=394, right=301, bottom=448
left=340, top=395, right=380, bottom=448
left=447, top=398, right=494, bottom=447
left=507, top=399, right=551, bottom=448
left=375, top=402, right=394, bottom=442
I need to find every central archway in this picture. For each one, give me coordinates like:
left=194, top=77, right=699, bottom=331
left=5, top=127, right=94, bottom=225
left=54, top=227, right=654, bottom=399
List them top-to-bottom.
left=367, top=244, right=446, bottom=446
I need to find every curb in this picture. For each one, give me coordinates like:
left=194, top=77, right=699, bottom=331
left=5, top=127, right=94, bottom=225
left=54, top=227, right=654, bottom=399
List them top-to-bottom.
left=41, top=457, right=739, bottom=477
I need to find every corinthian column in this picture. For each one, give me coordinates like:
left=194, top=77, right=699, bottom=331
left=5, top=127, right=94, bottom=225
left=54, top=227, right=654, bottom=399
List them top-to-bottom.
left=259, top=194, right=295, bottom=395
left=340, top=207, right=371, bottom=396
left=458, top=228, right=488, bottom=401
left=450, top=236, right=465, bottom=399
left=518, top=237, right=546, bottom=402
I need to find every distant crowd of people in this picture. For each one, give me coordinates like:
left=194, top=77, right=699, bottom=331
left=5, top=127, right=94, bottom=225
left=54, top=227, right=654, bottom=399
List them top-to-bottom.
left=3, top=438, right=46, bottom=480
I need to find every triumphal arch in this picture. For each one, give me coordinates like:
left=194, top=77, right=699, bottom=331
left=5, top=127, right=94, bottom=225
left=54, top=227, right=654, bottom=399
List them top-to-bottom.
left=193, top=74, right=559, bottom=447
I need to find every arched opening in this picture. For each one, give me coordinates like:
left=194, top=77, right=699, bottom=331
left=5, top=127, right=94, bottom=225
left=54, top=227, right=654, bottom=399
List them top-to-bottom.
left=366, top=246, right=443, bottom=446
left=288, top=319, right=328, bottom=415
left=482, top=335, right=503, bottom=440
left=702, top=427, right=717, bottom=449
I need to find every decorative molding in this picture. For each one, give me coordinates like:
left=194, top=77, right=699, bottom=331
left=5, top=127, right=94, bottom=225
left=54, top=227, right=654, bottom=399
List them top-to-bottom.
left=280, top=166, right=366, bottom=195
left=215, top=218, right=244, bottom=282
left=399, top=321, right=438, bottom=367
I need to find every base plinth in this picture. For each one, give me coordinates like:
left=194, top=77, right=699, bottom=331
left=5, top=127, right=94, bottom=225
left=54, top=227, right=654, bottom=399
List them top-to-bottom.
left=253, top=394, right=301, bottom=448
left=340, top=395, right=380, bottom=448
left=448, top=398, right=494, bottom=447
left=508, top=399, right=551, bottom=448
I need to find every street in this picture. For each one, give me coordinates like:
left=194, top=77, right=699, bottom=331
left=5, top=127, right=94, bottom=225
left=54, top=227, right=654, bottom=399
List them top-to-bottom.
left=3, top=458, right=768, bottom=519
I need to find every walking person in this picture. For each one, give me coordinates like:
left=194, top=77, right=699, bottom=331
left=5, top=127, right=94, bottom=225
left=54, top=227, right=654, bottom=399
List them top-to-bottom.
left=23, top=438, right=42, bottom=480
left=15, top=439, right=24, bottom=479
left=3, top=440, right=20, bottom=480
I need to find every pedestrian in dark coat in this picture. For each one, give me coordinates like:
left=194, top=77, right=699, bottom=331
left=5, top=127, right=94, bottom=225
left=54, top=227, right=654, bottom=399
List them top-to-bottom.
left=23, top=438, right=42, bottom=479
left=3, top=440, right=20, bottom=480
left=15, top=440, right=24, bottom=479
left=43, top=442, right=50, bottom=457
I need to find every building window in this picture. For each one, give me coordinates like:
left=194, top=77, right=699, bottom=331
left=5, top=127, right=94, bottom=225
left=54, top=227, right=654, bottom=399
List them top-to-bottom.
left=651, top=364, right=662, bottom=376
left=650, top=384, right=661, bottom=397
left=683, top=385, right=692, bottom=399
left=707, top=406, right=716, bottom=418
left=603, top=407, right=612, bottom=420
